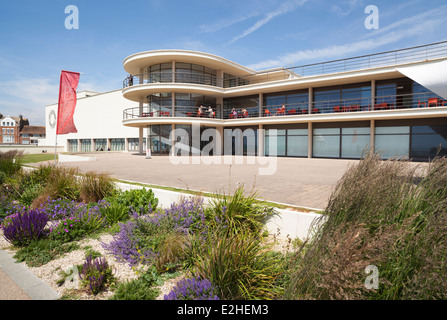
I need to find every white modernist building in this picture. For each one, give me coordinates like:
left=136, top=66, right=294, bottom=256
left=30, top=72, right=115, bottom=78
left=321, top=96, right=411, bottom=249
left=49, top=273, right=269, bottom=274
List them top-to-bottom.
left=42, top=41, right=447, bottom=162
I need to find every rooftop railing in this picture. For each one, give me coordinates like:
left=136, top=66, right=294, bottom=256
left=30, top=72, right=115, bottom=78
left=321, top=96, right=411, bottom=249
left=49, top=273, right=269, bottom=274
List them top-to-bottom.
left=223, top=41, right=447, bottom=87
left=123, top=42, right=447, bottom=89
left=123, top=92, right=446, bottom=121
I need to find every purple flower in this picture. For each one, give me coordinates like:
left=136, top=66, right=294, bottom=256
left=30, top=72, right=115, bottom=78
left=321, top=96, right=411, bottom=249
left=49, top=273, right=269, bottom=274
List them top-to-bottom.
left=164, top=277, right=219, bottom=300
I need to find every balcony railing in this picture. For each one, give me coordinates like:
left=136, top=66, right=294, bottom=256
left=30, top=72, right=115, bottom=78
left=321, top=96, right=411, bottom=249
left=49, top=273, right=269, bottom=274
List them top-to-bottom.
left=223, top=41, right=447, bottom=87
left=123, top=72, right=219, bottom=88
left=123, top=92, right=446, bottom=121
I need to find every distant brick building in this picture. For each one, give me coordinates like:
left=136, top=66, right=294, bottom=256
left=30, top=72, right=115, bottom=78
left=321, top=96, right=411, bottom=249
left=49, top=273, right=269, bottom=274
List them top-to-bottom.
left=0, top=114, right=45, bottom=145
left=20, top=125, right=46, bottom=145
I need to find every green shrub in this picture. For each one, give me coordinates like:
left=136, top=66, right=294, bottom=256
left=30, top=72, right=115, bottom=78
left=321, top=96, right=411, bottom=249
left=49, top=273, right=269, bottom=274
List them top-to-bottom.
left=107, top=188, right=158, bottom=215
left=100, top=203, right=130, bottom=225
left=191, top=229, right=284, bottom=300
left=109, top=277, right=160, bottom=300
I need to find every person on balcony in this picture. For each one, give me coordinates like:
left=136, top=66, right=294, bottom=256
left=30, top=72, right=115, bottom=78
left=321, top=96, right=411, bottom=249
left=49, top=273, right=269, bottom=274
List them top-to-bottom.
left=128, top=75, right=133, bottom=86
left=274, top=103, right=286, bottom=116
left=198, top=105, right=204, bottom=117
left=208, top=106, right=215, bottom=118
left=230, top=108, right=238, bottom=119
left=242, top=108, right=249, bottom=118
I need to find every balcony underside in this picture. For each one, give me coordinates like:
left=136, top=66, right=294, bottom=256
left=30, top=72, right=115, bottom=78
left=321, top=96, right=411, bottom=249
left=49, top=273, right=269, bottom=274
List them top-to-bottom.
left=123, top=106, right=447, bottom=128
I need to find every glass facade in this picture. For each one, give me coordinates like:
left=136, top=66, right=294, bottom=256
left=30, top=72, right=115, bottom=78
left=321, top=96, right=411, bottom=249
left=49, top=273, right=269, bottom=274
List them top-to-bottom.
left=264, top=90, right=308, bottom=115
left=224, top=95, right=259, bottom=118
left=148, top=125, right=172, bottom=155
left=313, top=125, right=370, bottom=159
left=265, top=126, right=308, bottom=157
left=375, top=126, right=410, bottom=160
left=110, top=138, right=125, bottom=151
left=128, top=138, right=146, bottom=152
left=68, top=139, right=78, bottom=152
left=80, top=139, right=92, bottom=152
left=94, top=139, right=107, bottom=151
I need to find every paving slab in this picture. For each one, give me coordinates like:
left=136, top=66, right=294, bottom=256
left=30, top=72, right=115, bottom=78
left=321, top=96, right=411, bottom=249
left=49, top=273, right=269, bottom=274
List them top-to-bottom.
left=49, top=153, right=359, bottom=210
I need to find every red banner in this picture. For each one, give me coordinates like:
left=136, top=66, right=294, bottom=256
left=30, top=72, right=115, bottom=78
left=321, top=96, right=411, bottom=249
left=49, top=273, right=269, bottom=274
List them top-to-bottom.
left=56, top=70, right=80, bottom=135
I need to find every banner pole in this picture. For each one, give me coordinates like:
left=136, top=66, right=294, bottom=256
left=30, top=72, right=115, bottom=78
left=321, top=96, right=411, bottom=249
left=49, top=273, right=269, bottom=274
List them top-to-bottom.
left=54, top=132, right=58, bottom=165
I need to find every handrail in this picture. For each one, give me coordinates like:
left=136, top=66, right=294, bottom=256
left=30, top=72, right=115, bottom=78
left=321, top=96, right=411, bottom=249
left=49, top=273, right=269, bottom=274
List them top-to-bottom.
left=224, top=41, right=447, bottom=87
left=123, top=42, right=447, bottom=89
left=123, top=92, right=446, bottom=120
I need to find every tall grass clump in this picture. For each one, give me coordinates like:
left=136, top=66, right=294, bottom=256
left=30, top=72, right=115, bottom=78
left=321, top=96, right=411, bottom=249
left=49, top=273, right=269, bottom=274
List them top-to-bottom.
left=0, top=150, right=23, bottom=176
left=284, top=152, right=447, bottom=300
left=79, top=171, right=116, bottom=203
left=207, top=185, right=277, bottom=235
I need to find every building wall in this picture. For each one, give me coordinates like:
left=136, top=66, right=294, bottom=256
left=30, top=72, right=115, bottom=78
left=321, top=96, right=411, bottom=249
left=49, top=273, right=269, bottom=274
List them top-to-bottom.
left=42, top=90, right=141, bottom=151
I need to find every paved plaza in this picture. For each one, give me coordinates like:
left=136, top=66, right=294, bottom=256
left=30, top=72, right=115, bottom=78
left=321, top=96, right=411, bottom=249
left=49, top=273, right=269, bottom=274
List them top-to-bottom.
left=48, top=153, right=360, bottom=210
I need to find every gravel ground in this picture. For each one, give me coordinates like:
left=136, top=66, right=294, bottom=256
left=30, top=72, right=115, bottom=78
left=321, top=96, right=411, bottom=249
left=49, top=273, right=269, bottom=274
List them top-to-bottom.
left=0, top=228, right=292, bottom=300
left=0, top=230, right=184, bottom=300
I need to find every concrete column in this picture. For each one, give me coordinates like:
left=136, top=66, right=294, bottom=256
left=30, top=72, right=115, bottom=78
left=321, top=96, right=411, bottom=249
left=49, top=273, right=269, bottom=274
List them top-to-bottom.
left=172, top=60, right=176, bottom=83
left=139, top=68, right=144, bottom=85
left=217, top=69, right=224, bottom=87
left=371, top=80, right=376, bottom=111
left=308, top=87, right=313, bottom=114
left=172, top=92, right=176, bottom=117
left=259, top=93, right=263, bottom=117
left=216, top=96, right=223, bottom=118
left=139, top=97, right=144, bottom=117
left=370, top=119, right=375, bottom=153
left=308, top=122, right=313, bottom=158
left=258, top=124, right=264, bottom=156
left=138, top=127, right=144, bottom=155
left=107, top=138, right=111, bottom=151
left=125, top=138, right=129, bottom=152
left=77, top=139, right=81, bottom=152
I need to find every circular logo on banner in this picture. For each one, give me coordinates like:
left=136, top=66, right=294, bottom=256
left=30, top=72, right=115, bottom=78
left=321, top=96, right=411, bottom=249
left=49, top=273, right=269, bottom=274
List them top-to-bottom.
left=49, top=110, right=56, bottom=129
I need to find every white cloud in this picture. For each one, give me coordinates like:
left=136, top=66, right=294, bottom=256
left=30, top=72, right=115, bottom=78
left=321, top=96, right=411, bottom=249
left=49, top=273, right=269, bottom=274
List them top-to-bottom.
left=228, top=0, right=308, bottom=44
left=197, top=11, right=261, bottom=34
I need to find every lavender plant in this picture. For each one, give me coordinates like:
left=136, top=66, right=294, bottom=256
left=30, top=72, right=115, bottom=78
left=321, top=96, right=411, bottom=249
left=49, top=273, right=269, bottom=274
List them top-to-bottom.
left=2, top=208, right=49, bottom=246
left=101, top=220, right=156, bottom=267
left=79, top=255, right=115, bottom=295
left=164, top=277, right=219, bottom=300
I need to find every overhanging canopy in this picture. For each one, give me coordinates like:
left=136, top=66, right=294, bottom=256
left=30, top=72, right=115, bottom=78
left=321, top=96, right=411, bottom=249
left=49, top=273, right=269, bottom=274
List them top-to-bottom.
left=395, top=59, right=447, bottom=100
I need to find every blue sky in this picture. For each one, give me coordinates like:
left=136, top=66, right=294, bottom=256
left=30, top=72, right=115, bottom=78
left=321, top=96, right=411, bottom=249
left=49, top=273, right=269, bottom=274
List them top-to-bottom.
left=0, top=0, right=446, bottom=125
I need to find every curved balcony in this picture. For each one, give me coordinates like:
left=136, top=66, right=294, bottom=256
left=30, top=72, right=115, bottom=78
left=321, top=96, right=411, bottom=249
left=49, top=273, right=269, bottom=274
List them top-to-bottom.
left=123, top=72, right=220, bottom=88
left=123, top=92, right=447, bottom=127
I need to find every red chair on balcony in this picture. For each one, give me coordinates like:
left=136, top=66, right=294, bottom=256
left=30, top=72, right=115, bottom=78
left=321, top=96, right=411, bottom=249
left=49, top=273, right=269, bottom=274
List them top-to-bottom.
left=428, top=98, right=441, bottom=107
left=417, top=99, right=426, bottom=108
left=375, top=103, right=388, bottom=110
left=334, top=106, right=341, bottom=113
left=312, top=108, right=319, bottom=114
left=264, top=109, right=270, bottom=117
left=288, top=109, right=297, bottom=115
left=301, top=109, right=308, bottom=115
left=186, top=112, right=193, bottom=117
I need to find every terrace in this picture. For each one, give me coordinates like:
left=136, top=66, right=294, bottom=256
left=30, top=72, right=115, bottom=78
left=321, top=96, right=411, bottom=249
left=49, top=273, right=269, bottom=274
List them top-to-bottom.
left=123, top=91, right=447, bottom=121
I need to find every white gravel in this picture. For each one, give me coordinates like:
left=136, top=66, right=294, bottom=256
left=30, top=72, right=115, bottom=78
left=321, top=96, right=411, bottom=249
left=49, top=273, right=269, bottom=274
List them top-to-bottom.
left=0, top=230, right=182, bottom=300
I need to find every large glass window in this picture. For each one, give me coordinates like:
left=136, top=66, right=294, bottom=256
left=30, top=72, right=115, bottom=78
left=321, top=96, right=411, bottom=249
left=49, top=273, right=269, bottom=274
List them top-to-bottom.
left=148, top=63, right=172, bottom=83
left=175, top=63, right=217, bottom=86
left=264, top=91, right=308, bottom=115
left=224, top=95, right=259, bottom=118
left=148, top=125, right=172, bottom=155
left=410, top=125, right=447, bottom=161
left=375, top=126, right=410, bottom=159
left=341, top=127, right=370, bottom=158
left=265, top=128, right=308, bottom=157
left=128, top=138, right=146, bottom=152
left=68, top=139, right=78, bottom=152
left=80, top=139, right=92, bottom=152
left=94, top=139, right=107, bottom=151
left=110, top=139, right=125, bottom=151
